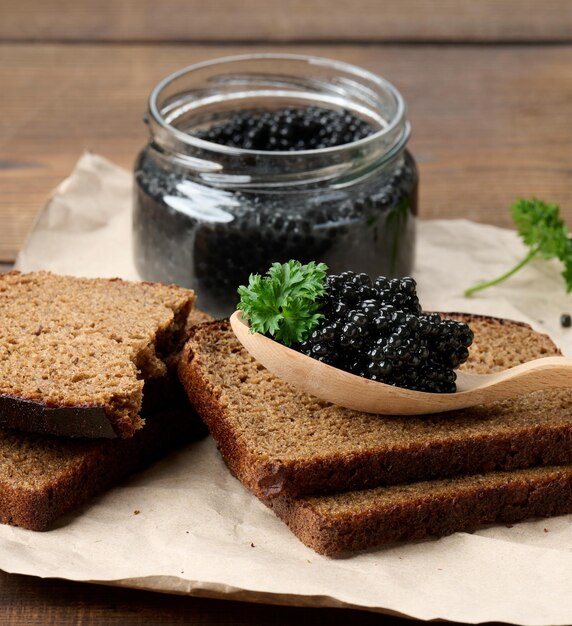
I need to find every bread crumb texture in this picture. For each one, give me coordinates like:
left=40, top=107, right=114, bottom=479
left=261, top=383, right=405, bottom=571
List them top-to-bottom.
left=0, top=272, right=195, bottom=437
left=181, top=315, right=571, bottom=497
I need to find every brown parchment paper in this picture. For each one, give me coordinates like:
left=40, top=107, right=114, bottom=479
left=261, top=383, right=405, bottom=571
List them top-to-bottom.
left=8, top=152, right=572, bottom=626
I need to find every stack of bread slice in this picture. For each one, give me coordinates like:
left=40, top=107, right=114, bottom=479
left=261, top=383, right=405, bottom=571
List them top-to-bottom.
left=0, top=271, right=203, bottom=530
left=179, top=314, right=572, bottom=556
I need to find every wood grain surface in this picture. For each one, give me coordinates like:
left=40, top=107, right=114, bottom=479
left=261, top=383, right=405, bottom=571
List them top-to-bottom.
left=2, top=0, right=572, bottom=43
left=2, top=42, right=572, bottom=261
left=0, top=570, right=423, bottom=625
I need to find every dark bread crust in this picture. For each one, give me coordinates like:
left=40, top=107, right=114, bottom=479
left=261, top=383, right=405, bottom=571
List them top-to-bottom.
left=179, top=315, right=571, bottom=499
left=0, top=395, right=116, bottom=438
left=0, top=402, right=205, bottom=531
left=269, top=465, right=572, bottom=556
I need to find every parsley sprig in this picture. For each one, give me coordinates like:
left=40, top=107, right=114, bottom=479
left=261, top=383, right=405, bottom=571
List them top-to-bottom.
left=464, top=198, right=572, bottom=296
left=237, top=260, right=328, bottom=346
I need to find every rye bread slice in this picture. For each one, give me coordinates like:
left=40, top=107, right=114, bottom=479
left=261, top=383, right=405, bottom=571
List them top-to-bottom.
left=0, top=271, right=196, bottom=438
left=178, top=315, right=569, bottom=498
left=0, top=400, right=205, bottom=531
left=269, top=464, right=572, bottom=556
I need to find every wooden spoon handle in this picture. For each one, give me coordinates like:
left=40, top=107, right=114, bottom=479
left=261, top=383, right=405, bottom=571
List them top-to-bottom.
left=457, top=356, right=572, bottom=396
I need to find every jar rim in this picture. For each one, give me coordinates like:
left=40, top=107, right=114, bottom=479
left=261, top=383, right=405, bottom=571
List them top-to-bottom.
left=147, top=52, right=408, bottom=159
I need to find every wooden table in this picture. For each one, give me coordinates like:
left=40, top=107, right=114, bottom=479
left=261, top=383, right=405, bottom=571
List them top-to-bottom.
left=1, top=2, right=572, bottom=623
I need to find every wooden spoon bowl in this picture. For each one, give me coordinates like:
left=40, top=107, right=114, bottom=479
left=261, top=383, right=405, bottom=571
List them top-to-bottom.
left=230, top=310, right=572, bottom=415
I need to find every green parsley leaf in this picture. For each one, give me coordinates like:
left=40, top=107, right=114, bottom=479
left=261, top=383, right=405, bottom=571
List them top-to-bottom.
left=465, top=197, right=572, bottom=296
left=511, top=198, right=568, bottom=259
left=237, top=260, right=328, bottom=346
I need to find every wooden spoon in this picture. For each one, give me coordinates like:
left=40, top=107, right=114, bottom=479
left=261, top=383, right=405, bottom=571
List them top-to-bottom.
left=230, top=310, right=572, bottom=415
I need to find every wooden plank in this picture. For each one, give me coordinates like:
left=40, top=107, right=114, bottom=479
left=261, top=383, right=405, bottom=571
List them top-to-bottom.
left=1, top=0, right=572, bottom=43
left=1, top=43, right=572, bottom=261
left=0, top=570, right=422, bottom=625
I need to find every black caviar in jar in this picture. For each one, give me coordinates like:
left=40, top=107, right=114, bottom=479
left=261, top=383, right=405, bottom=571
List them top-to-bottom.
left=133, top=55, right=418, bottom=317
left=193, top=107, right=375, bottom=151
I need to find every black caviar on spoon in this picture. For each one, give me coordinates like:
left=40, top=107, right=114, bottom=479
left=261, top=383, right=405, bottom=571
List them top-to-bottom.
left=296, top=272, right=474, bottom=393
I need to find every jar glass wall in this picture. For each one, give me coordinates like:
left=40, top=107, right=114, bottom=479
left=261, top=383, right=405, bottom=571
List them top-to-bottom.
left=133, top=54, right=418, bottom=317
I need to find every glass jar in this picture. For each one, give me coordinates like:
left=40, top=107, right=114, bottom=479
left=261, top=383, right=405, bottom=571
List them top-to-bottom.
left=133, top=53, right=418, bottom=317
